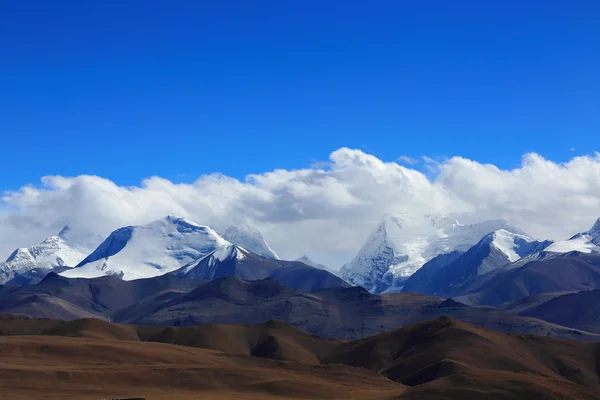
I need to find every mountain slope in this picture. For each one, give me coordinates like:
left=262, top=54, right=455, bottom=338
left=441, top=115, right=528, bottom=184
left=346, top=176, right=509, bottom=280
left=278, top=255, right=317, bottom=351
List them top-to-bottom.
left=340, top=213, right=526, bottom=293
left=61, top=216, right=229, bottom=280
left=545, top=217, right=600, bottom=254
left=220, top=225, right=279, bottom=259
left=0, top=226, right=102, bottom=285
left=403, top=230, right=552, bottom=297
left=173, top=244, right=348, bottom=291
left=400, top=251, right=464, bottom=294
left=462, top=253, right=600, bottom=306
left=296, top=255, right=337, bottom=274
left=0, top=272, right=206, bottom=320
left=112, top=276, right=599, bottom=342
left=520, top=289, right=600, bottom=334
left=0, top=316, right=402, bottom=400
left=1, top=316, right=600, bottom=399
left=324, top=317, right=600, bottom=398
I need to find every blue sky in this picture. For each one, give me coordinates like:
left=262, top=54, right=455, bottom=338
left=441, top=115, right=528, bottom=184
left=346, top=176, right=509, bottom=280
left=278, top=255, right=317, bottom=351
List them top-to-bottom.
left=1, top=0, right=599, bottom=190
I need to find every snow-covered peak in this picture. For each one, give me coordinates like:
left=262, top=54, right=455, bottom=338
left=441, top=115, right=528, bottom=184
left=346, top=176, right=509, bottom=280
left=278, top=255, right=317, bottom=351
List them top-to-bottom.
left=340, top=213, right=526, bottom=293
left=151, top=215, right=210, bottom=230
left=60, top=216, right=230, bottom=281
left=545, top=217, right=600, bottom=254
left=588, top=217, right=600, bottom=239
left=219, top=224, right=279, bottom=259
left=55, top=225, right=105, bottom=251
left=57, top=225, right=72, bottom=238
left=0, top=226, right=103, bottom=284
left=400, top=229, right=552, bottom=297
left=483, top=229, right=544, bottom=263
left=3, top=235, right=83, bottom=269
left=178, top=243, right=247, bottom=275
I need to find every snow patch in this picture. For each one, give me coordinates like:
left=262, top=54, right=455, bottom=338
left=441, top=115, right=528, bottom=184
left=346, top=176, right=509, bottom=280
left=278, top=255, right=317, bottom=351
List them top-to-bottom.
left=545, top=218, right=600, bottom=254
left=490, top=229, right=535, bottom=262
left=545, top=235, right=598, bottom=254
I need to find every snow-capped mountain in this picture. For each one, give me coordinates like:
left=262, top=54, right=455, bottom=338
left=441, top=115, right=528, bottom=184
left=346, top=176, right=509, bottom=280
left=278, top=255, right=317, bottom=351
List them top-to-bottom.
left=339, top=213, right=527, bottom=293
left=61, top=216, right=229, bottom=280
left=478, top=217, right=600, bottom=274
left=545, top=217, right=600, bottom=254
left=219, top=225, right=279, bottom=259
left=0, top=226, right=102, bottom=284
left=402, top=229, right=553, bottom=297
left=474, top=229, right=553, bottom=270
left=173, top=243, right=349, bottom=291
left=174, top=243, right=251, bottom=280
left=296, top=255, right=337, bottom=275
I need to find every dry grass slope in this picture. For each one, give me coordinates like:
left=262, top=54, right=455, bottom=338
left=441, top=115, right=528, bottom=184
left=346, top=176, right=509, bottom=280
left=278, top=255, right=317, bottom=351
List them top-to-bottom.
left=0, top=314, right=599, bottom=399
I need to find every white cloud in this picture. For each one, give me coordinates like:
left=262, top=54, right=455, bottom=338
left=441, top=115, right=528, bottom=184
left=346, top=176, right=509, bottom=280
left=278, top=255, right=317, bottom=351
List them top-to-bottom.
left=2, top=148, right=600, bottom=269
left=397, top=155, right=418, bottom=165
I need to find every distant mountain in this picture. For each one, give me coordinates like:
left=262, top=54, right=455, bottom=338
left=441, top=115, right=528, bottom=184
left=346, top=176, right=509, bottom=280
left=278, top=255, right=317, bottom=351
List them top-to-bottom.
left=340, top=213, right=526, bottom=293
left=61, top=216, right=229, bottom=280
left=544, top=217, right=600, bottom=254
left=219, top=224, right=279, bottom=259
left=0, top=226, right=102, bottom=285
left=402, top=230, right=552, bottom=297
left=173, top=243, right=348, bottom=291
left=400, top=251, right=464, bottom=295
left=460, top=253, right=600, bottom=306
left=296, top=255, right=337, bottom=275
left=0, top=271, right=206, bottom=320
left=0, top=272, right=595, bottom=342
left=112, top=276, right=598, bottom=341
left=519, top=289, right=600, bottom=334
left=496, top=291, right=577, bottom=314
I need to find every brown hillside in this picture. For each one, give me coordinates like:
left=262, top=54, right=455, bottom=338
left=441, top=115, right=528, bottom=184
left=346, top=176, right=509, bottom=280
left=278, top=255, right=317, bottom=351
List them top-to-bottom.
left=0, top=315, right=599, bottom=399
left=325, top=316, right=600, bottom=395
left=136, top=319, right=341, bottom=365
left=0, top=335, right=403, bottom=399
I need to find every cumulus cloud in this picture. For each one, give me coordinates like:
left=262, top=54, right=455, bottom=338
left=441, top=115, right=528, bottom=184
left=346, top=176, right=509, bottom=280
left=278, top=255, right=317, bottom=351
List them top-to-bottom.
left=2, top=148, right=600, bottom=268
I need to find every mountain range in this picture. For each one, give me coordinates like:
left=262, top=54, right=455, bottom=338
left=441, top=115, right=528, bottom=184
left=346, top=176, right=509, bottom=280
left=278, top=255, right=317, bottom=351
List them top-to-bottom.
left=339, top=213, right=529, bottom=293
left=2, top=214, right=600, bottom=337
left=0, top=215, right=340, bottom=286
left=171, top=243, right=347, bottom=291
left=0, top=272, right=596, bottom=342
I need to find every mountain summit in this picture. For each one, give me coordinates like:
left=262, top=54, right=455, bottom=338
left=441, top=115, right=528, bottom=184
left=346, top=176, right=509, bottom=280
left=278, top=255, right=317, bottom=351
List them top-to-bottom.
left=340, top=213, right=526, bottom=293
left=61, top=216, right=229, bottom=280
left=219, top=224, right=279, bottom=259
left=0, top=226, right=102, bottom=284
left=173, top=244, right=348, bottom=291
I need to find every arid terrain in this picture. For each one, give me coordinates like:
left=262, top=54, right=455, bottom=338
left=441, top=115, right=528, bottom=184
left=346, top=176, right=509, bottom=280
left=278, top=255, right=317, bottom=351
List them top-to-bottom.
left=1, top=315, right=599, bottom=399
